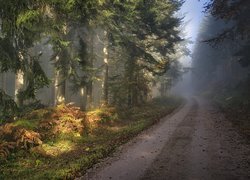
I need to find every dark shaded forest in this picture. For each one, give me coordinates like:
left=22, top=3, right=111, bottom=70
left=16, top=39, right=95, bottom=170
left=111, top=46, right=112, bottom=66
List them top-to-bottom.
left=192, top=0, right=250, bottom=137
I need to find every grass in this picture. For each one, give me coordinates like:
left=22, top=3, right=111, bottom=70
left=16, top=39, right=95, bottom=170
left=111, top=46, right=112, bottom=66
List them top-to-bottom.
left=214, top=95, right=250, bottom=138
left=0, top=96, right=183, bottom=179
left=12, top=119, right=39, bottom=130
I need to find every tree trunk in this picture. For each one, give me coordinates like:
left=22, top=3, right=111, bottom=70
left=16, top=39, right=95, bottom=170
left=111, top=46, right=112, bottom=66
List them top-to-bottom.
left=102, top=30, right=109, bottom=106
left=86, top=32, right=94, bottom=110
left=15, top=51, right=26, bottom=106
left=54, top=55, right=66, bottom=106
left=127, top=56, right=136, bottom=107
left=15, top=70, right=25, bottom=106
left=132, top=71, right=139, bottom=106
left=1, top=73, right=6, bottom=92
left=86, top=83, right=93, bottom=109
left=128, top=86, right=132, bottom=107
left=80, top=87, right=87, bottom=110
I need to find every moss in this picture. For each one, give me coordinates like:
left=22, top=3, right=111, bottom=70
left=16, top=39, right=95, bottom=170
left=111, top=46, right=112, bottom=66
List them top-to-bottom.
left=23, top=108, right=52, bottom=120
left=13, top=119, right=39, bottom=130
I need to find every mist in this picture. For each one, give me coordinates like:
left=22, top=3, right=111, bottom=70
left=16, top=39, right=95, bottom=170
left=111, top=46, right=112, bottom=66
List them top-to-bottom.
left=0, top=1, right=249, bottom=179
left=191, top=15, right=250, bottom=96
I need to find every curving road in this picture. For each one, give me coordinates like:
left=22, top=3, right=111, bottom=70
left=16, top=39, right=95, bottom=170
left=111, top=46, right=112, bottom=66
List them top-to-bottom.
left=80, top=97, right=250, bottom=180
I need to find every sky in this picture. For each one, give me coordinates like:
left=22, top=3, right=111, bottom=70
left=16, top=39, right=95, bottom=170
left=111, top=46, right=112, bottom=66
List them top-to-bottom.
left=179, top=0, right=209, bottom=65
left=180, top=0, right=209, bottom=47
left=172, top=1, right=209, bottom=93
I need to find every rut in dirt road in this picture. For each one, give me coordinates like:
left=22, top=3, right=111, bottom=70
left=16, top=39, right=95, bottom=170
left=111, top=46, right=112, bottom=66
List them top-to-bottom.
left=81, top=97, right=250, bottom=180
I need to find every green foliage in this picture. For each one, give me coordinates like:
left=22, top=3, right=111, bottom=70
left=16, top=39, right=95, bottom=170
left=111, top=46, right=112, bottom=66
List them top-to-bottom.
left=0, top=0, right=185, bottom=110
left=0, top=0, right=52, bottom=104
left=103, top=0, right=184, bottom=75
left=204, top=0, right=250, bottom=67
left=0, top=6, right=185, bottom=179
left=16, top=10, right=41, bottom=28
left=0, top=38, right=18, bottom=72
left=17, top=56, right=50, bottom=103
left=211, top=82, right=250, bottom=138
left=0, top=90, right=18, bottom=123
left=0, top=90, right=47, bottom=125
left=0, top=96, right=182, bottom=179
left=97, top=108, right=118, bottom=124
left=13, top=119, right=39, bottom=130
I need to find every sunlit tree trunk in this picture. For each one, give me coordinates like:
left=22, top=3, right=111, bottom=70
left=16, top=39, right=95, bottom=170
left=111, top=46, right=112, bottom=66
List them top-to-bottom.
left=102, top=30, right=109, bottom=106
left=15, top=52, right=25, bottom=106
left=54, top=55, right=66, bottom=106
left=15, top=71, right=25, bottom=106
left=54, top=71, right=66, bottom=105
left=86, top=83, right=93, bottom=109
left=80, top=87, right=87, bottom=110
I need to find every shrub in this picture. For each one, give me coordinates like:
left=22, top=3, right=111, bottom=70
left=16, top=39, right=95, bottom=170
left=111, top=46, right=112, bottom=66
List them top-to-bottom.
left=0, top=90, right=18, bottom=124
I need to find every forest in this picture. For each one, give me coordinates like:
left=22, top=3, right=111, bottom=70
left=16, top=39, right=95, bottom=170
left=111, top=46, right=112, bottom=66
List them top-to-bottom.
left=0, top=0, right=249, bottom=179
left=192, top=0, right=250, bottom=137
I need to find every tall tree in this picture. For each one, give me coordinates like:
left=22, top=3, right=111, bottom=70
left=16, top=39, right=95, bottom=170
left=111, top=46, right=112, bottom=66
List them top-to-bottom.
left=0, top=0, right=50, bottom=105
left=204, top=0, right=250, bottom=67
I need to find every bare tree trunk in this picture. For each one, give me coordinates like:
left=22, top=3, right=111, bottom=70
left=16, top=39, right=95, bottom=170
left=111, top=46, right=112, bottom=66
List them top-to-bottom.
left=102, top=30, right=109, bottom=106
left=86, top=32, right=94, bottom=110
left=15, top=52, right=25, bottom=106
left=54, top=55, right=66, bottom=106
left=127, top=56, right=136, bottom=107
left=103, top=62, right=109, bottom=104
left=15, top=70, right=25, bottom=106
left=54, top=70, right=66, bottom=105
left=132, top=71, right=139, bottom=106
left=1, top=73, right=6, bottom=92
left=86, top=83, right=93, bottom=109
left=128, top=86, right=132, bottom=107
left=80, top=87, right=87, bottom=110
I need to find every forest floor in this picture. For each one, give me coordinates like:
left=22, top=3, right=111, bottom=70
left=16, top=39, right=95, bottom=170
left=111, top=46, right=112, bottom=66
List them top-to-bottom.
left=0, top=96, right=183, bottom=179
left=80, top=97, right=250, bottom=180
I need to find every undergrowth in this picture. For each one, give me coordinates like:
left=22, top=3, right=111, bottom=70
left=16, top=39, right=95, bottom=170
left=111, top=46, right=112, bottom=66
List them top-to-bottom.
left=201, top=81, right=250, bottom=139
left=0, top=96, right=183, bottom=179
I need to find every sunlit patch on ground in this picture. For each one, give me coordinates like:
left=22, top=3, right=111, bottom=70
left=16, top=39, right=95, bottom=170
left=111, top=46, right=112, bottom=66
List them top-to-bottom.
left=107, top=126, right=123, bottom=132
left=42, top=140, right=76, bottom=157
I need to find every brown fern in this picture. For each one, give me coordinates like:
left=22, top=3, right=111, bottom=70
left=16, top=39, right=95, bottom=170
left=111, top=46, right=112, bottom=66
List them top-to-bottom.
left=0, top=141, right=16, bottom=160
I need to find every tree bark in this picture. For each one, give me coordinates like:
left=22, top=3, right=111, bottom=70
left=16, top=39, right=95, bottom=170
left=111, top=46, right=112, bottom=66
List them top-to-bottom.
left=102, top=30, right=109, bottom=106
left=86, top=31, right=94, bottom=109
left=54, top=55, right=66, bottom=106
left=127, top=56, right=136, bottom=107
left=15, top=70, right=25, bottom=106
left=132, top=71, right=139, bottom=106
left=1, top=73, right=6, bottom=92
left=80, top=87, right=87, bottom=110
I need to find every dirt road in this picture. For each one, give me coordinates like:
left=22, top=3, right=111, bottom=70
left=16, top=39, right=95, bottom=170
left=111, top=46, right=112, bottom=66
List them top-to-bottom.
left=80, top=97, right=250, bottom=180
